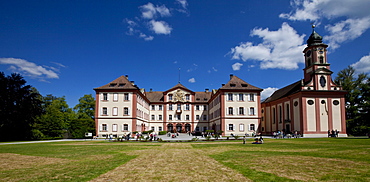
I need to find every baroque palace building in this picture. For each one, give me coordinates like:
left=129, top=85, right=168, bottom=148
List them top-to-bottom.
left=94, top=28, right=347, bottom=138
left=94, top=74, right=262, bottom=138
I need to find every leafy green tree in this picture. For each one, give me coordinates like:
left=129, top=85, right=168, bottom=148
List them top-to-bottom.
left=334, top=66, right=370, bottom=135
left=0, top=72, right=43, bottom=141
left=73, top=94, right=95, bottom=119
left=36, top=95, right=76, bottom=138
left=69, top=118, right=95, bottom=138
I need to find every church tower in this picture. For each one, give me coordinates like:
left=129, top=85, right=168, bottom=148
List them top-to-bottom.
left=302, top=26, right=338, bottom=91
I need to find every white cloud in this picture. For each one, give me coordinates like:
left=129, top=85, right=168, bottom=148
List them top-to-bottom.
left=176, top=0, right=188, bottom=9
left=280, top=0, right=370, bottom=50
left=140, top=3, right=171, bottom=19
left=324, top=17, right=370, bottom=49
left=149, top=20, right=172, bottom=35
left=230, top=23, right=306, bottom=70
left=139, top=33, right=154, bottom=41
left=351, top=53, right=370, bottom=73
left=0, top=58, right=59, bottom=79
left=232, top=62, right=243, bottom=71
left=188, top=78, right=196, bottom=83
left=261, top=87, right=279, bottom=100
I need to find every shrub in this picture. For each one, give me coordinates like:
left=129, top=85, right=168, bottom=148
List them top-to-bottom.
left=158, top=131, right=167, bottom=135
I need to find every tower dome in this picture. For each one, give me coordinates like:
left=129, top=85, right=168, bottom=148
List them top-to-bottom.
left=306, top=25, right=324, bottom=46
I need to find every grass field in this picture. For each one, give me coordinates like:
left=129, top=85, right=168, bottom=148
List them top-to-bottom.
left=0, top=138, right=369, bottom=181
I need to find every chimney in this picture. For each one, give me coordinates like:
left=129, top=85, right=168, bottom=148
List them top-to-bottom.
left=230, top=74, right=234, bottom=80
left=125, top=75, right=129, bottom=79
left=130, top=81, right=135, bottom=85
left=222, top=84, right=225, bottom=87
left=150, top=88, right=153, bottom=92
left=205, top=88, right=209, bottom=92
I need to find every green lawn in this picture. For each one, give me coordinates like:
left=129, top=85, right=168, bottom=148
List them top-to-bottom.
left=0, top=138, right=369, bottom=181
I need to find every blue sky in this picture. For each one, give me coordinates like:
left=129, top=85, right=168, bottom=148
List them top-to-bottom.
left=1, top=0, right=370, bottom=107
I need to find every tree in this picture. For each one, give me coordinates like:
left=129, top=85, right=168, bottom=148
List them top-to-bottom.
left=334, top=66, right=370, bottom=135
left=0, top=72, right=43, bottom=141
left=69, top=94, right=96, bottom=138
left=73, top=94, right=95, bottom=119
left=35, top=95, right=76, bottom=138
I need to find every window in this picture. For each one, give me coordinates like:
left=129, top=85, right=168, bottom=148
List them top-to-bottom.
left=319, top=56, right=324, bottom=63
left=103, top=93, right=108, bottom=101
left=113, top=93, right=118, bottom=101
left=124, top=93, right=129, bottom=101
left=228, top=93, right=233, bottom=101
left=239, top=93, right=244, bottom=101
left=168, top=94, right=173, bottom=100
left=185, top=94, right=190, bottom=100
left=249, top=94, right=254, bottom=101
left=169, top=104, right=173, bottom=110
left=177, top=104, right=181, bottom=110
left=185, top=104, right=190, bottom=110
left=286, top=104, right=290, bottom=120
left=151, top=105, right=155, bottom=110
left=159, top=105, right=162, bottom=110
left=196, top=105, right=200, bottom=110
left=203, top=105, right=207, bottom=111
left=279, top=106, right=282, bottom=123
left=102, top=107, right=108, bottom=115
left=112, top=107, right=118, bottom=116
left=124, top=107, right=129, bottom=115
left=228, top=107, right=233, bottom=115
left=239, top=107, right=244, bottom=115
left=249, top=107, right=255, bottom=115
left=273, top=108, right=276, bottom=124
left=177, top=114, right=181, bottom=120
left=151, top=115, right=155, bottom=120
left=159, top=115, right=162, bottom=120
left=169, top=115, right=173, bottom=120
left=186, top=115, right=189, bottom=120
left=196, top=115, right=200, bottom=120
left=203, top=115, right=207, bottom=121
left=102, top=124, right=107, bottom=131
left=112, top=124, right=118, bottom=132
left=123, top=124, right=128, bottom=131
left=228, top=124, right=234, bottom=131
left=239, top=124, right=244, bottom=132
left=250, top=124, right=255, bottom=131
left=151, top=126, right=155, bottom=131
left=159, top=126, right=162, bottom=131
left=203, top=126, right=207, bottom=132
left=195, top=127, right=200, bottom=131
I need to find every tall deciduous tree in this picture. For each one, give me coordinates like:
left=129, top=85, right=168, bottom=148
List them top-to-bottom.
left=334, top=66, right=370, bottom=135
left=0, top=72, right=43, bottom=141
left=69, top=94, right=96, bottom=138
left=73, top=94, right=95, bottom=119
left=36, top=95, right=76, bottom=138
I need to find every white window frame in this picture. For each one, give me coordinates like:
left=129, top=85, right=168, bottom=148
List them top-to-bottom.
left=113, top=93, right=118, bottom=101
left=112, top=107, right=118, bottom=116
left=112, top=124, right=118, bottom=132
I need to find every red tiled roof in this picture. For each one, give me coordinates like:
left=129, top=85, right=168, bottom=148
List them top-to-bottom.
left=94, top=75, right=138, bottom=90
left=220, top=75, right=262, bottom=91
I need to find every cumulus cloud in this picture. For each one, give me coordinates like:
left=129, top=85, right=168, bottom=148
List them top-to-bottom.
left=177, top=0, right=188, bottom=9
left=280, top=0, right=370, bottom=49
left=140, top=3, right=171, bottom=19
left=324, top=17, right=370, bottom=49
left=149, top=20, right=172, bottom=35
left=230, top=23, right=306, bottom=70
left=351, top=53, right=370, bottom=73
left=0, top=58, right=60, bottom=80
left=232, top=62, right=243, bottom=71
left=188, top=78, right=196, bottom=83
left=261, top=87, right=279, bottom=100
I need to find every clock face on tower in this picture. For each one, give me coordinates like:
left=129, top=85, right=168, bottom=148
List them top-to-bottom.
left=318, top=47, right=324, bottom=54
left=320, top=76, right=326, bottom=87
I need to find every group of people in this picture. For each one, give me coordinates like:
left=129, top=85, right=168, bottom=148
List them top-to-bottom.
left=272, top=130, right=300, bottom=139
left=328, top=130, right=339, bottom=137
left=167, top=132, right=179, bottom=138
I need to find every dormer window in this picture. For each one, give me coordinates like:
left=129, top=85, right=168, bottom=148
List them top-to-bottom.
left=109, top=83, right=117, bottom=87
left=118, top=83, right=125, bottom=87
left=230, top=84, right=236, bottom=87
left=241, top=84, right=248, bottom=87
left=168, top=94, right=173, bottom=101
